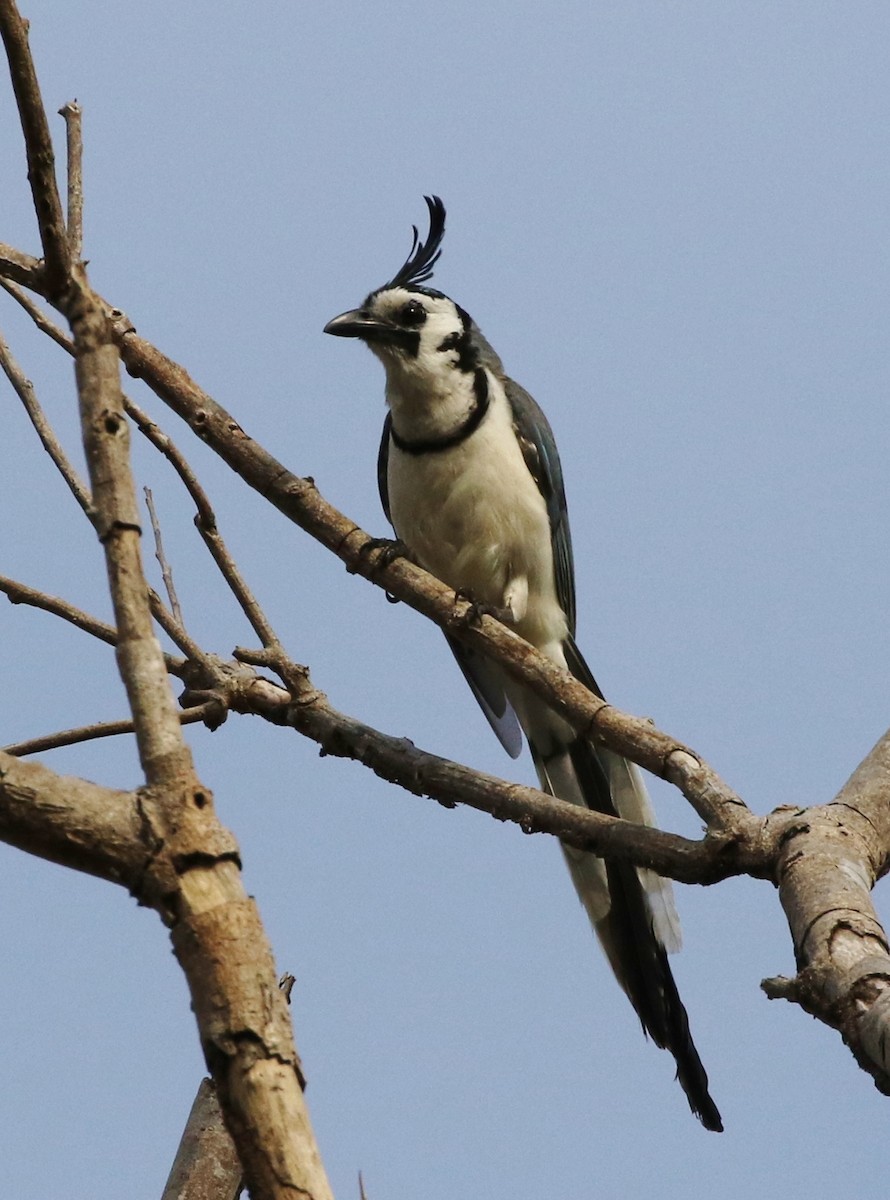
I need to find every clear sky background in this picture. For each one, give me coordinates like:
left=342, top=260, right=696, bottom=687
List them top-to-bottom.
left=2, top=3, right=889, bottom=1197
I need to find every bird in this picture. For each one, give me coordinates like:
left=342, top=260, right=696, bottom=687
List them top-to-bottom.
left=324, top=196, right=722, bottom=1132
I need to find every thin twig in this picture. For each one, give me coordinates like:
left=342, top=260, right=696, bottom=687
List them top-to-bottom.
left=58, top=100, right=83, bottom=260
left=0, top=276, right=73, bottom=351
left=0, top=324, right=92, bottom=514
left=125, top=394, right=280, bottom=647
left=125, top=396, right=214, bottom=523
left=145, top=487, right=184, bottom=624
left=199, top=522, right=281, bottom=649
left=0, top=573, right=186, bottom=675
left=0, top=573, right=116, bottom=645
left=148, top=587, right=212, bottom=666
left=3, top=704, right=214, bottom=757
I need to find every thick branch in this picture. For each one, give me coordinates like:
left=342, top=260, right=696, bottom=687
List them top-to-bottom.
left=0, top=9, right=336, bottom=1162
left=0, top=242, right=43, bottom=289
left=61, top=273, right=330, bottom=1198
left=769, top=730, right=890, bottom=1091
left=0, top=750, right=146, bottom=885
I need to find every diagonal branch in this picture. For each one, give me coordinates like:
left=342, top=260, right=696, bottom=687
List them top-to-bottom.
left=0, top=275, right=72, bottom=348
left=111, top=321, right=753, bottom=835
left=0, top=323, right=92, bottom=514
left=124, top=395, right=279, bottom=648
left=0, top=572, right=187, bottom=673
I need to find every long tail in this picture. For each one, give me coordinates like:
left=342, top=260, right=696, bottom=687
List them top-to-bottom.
left=523, top=639, right=723, bottom=1133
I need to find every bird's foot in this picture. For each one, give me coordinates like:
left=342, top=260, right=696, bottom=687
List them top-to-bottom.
left=352, top=535, right=412, bottom=603
left=353, top=535, right=410, bottom=575
left=454, top=588, right=514, bottom=628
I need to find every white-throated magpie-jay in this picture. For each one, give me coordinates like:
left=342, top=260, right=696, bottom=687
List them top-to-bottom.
left=324, top=196, right=721, bottom=1131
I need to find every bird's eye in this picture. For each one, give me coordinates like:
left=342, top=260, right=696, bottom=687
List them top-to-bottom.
left=400, top=299, right=427, bottom=326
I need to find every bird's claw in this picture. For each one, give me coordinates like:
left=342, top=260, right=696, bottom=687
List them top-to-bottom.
left=354, top=536, right=409, bottom=576
left=454, top=588, right=514, bottom=627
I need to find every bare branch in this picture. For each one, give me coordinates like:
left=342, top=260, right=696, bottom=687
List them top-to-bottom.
left=0, top=1, right=70, bottom=292
left=58, top=100, right=83, bottom=259
left=0, top=242, right=44, bottom=290
left=2, top=265, right=747, bottom=837
left=0, top=276, right=72, bottom=350
left=69, top=288, right=328, bottom=1196
left=0, top=324, right=91, bottom=513
left=125, top=395, right=279, bottom=647
left=125, top=395, right=213, bottom=522
left=145, top=486, right=184, bottom=623
left=198, top=520, right=280, bottom=649
left=3, top=550, right=750, bottom=884
left=0, top=573, right=187, bottom=674
left=1, top=573, right=116, bottom=647
left=221, top=651, right=765, bottom=885
left=3, top=704, right=215, bottom=758
left=769, top=729, right=890, bottom=1092
left=0, top=749, right=146, bottom=885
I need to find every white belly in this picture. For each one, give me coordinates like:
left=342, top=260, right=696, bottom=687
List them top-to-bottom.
left=387, top=385, right=568, bottom=651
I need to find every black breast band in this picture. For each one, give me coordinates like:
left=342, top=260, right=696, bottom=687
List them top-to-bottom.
left=389, top=369, right=490, bottom=456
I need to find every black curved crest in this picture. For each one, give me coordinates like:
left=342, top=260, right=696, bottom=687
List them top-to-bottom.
left=385, top=195, right=446, bottom=290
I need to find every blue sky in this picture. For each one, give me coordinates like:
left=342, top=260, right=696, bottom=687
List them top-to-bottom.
left=2, top=3, right=889, bottom=1196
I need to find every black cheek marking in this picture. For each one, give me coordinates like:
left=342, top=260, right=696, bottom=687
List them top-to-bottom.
left=437, top=329, right=479, bottom=373
left=473, top=367, right=489, bottom=407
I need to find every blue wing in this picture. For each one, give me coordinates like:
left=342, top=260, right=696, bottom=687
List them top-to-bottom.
left=503, top=376, right=577, bottom=636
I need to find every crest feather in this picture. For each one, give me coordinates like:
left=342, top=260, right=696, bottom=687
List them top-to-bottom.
left=385, top=195, right=446, bottom=289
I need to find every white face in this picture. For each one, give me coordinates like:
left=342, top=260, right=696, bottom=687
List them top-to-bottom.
left=363, top=286, right=471, bottom=382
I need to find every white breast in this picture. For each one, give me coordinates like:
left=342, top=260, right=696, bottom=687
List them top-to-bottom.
left=387, top=375, right=568, bottom=651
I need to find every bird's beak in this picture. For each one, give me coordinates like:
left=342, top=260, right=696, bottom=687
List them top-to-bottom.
left=324, top=308, right=390, bottom=340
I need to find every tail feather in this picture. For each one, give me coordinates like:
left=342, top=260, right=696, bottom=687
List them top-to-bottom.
left=522, top=633, right=722, bottom=1132
left=564, top=736, right=722, bottom=1132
